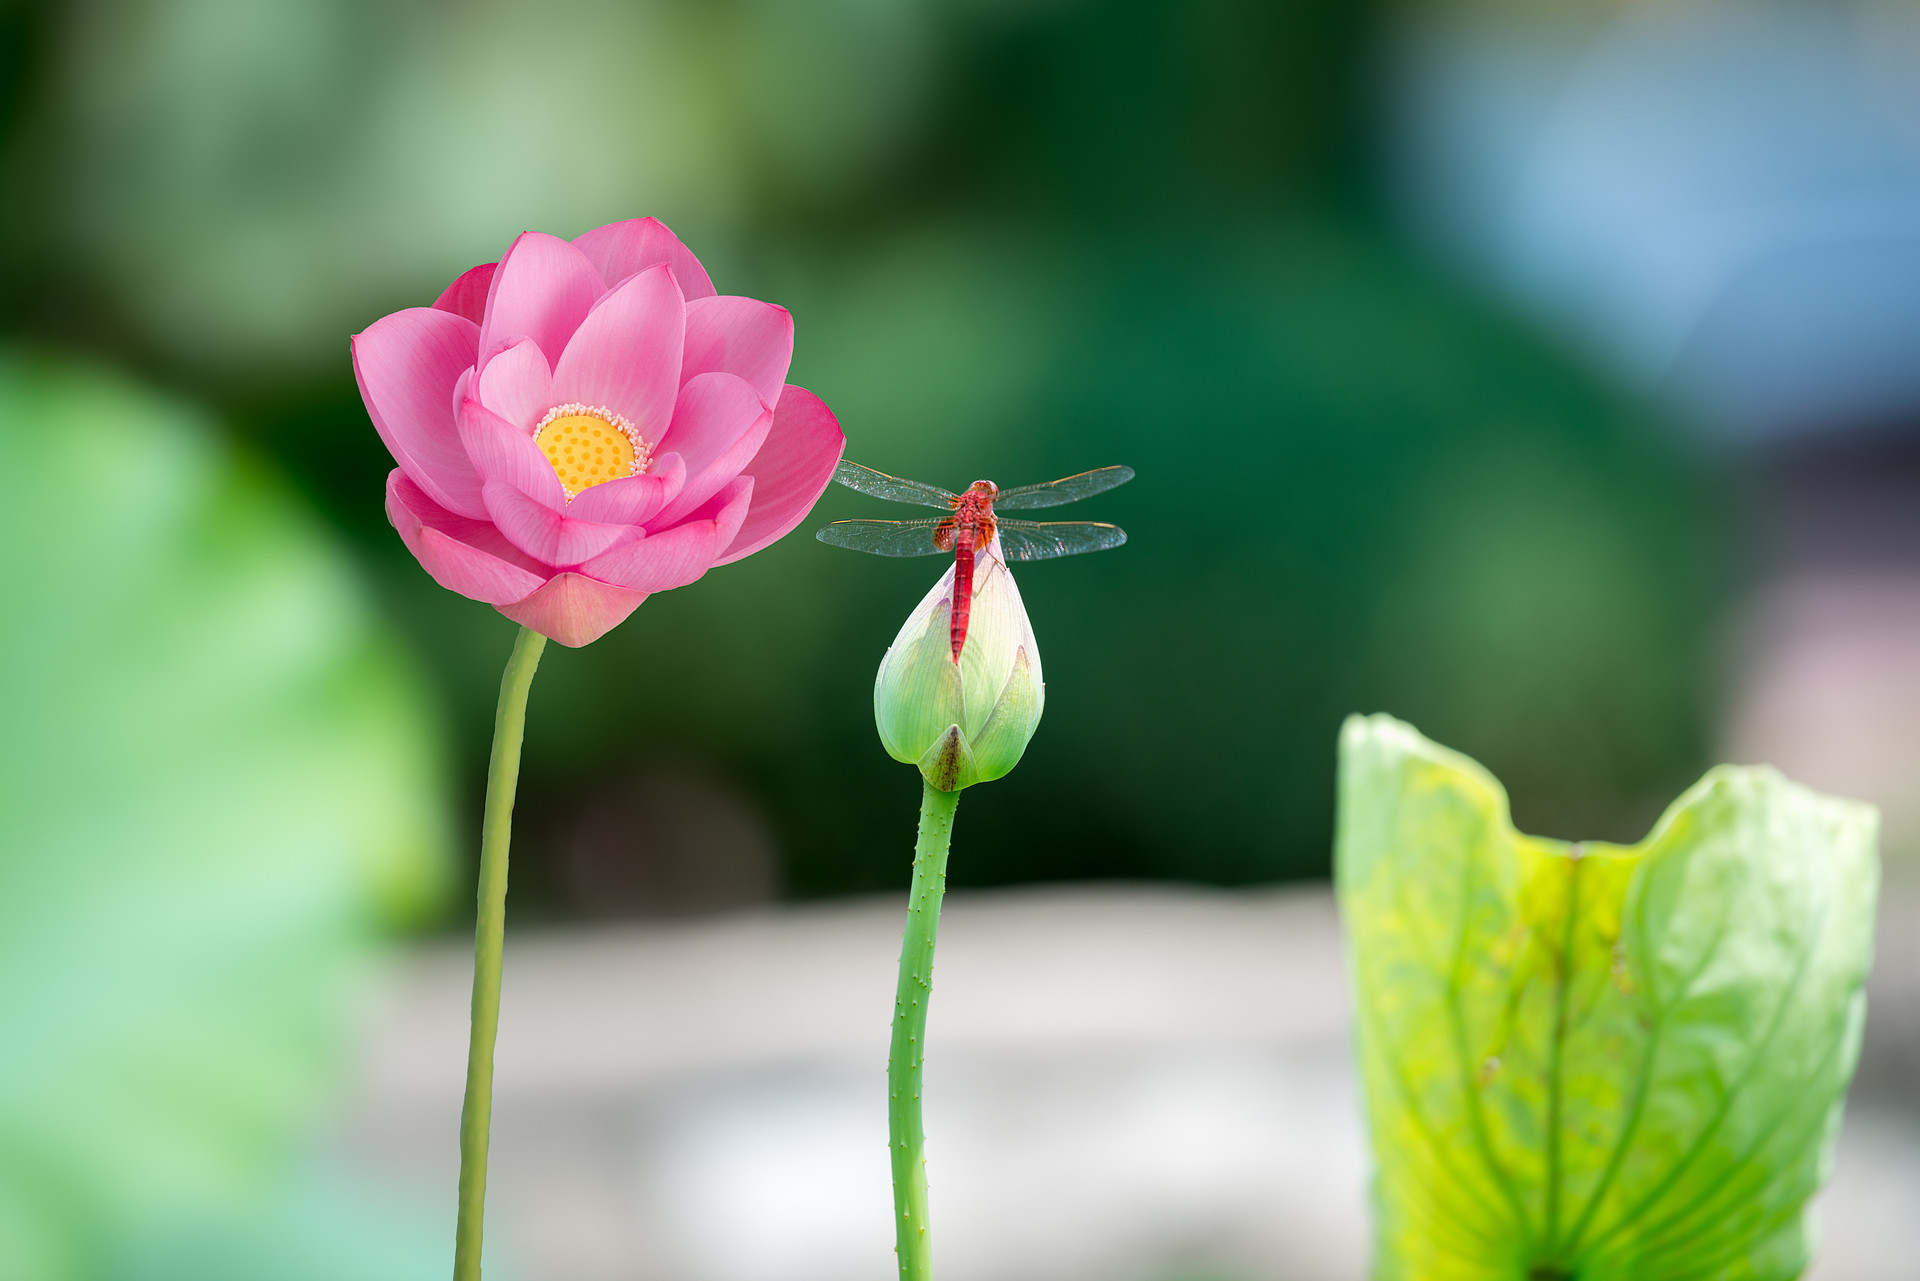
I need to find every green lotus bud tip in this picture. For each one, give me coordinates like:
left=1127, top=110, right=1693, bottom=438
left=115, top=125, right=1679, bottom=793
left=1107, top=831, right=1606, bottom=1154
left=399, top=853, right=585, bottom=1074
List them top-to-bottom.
left=874, top=549, right=1045, bottom=791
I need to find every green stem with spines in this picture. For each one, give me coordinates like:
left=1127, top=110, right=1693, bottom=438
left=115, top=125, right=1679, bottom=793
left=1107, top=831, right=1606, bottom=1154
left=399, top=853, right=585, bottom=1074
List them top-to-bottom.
left=453, top=625, right=546, bottom=1280
left=890, top=780, right=960, bottom=1281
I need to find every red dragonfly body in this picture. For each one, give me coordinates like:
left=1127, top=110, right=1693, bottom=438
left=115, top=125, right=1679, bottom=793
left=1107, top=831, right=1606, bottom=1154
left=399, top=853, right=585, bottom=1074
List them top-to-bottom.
left=818, top=462, right=1134, bottom=661
left=936, top=480, right=1000, bottom=662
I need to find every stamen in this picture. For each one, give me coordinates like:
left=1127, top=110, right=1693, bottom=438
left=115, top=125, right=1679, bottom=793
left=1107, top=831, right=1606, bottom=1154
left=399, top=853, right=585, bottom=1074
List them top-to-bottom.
left=532, top=403, right=654, bottom=499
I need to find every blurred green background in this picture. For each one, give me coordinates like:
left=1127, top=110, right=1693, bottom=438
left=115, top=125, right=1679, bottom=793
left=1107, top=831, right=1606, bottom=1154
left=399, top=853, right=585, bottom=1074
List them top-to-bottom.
left=0, top=0, right=1730, bottom=1272
left=1, top=0, right=1725, bottom=904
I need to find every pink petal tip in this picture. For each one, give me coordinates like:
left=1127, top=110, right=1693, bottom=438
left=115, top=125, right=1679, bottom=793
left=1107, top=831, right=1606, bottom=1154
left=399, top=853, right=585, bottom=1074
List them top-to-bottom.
left=497, top=572, right=650, bottom=647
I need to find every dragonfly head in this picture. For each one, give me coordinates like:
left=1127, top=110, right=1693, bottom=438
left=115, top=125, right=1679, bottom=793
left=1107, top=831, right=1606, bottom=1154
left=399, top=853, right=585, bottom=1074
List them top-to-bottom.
left=966, top=479, right=999, bottom=501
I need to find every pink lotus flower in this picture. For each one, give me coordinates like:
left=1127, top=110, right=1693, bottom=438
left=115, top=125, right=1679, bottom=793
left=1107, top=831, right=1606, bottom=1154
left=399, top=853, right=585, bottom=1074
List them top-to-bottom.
left=354, top=218, right=846, bottom=646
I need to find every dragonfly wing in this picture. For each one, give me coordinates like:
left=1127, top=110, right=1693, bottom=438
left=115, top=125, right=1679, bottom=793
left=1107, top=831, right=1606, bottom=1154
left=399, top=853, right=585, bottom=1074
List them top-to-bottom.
left=831, top=460, right=956, bottom=509
left=991, top=464, right=1135, bottom=511
left=816, top=518, right=952, bottom=557
left=994, top=519, right=1128, bottom=561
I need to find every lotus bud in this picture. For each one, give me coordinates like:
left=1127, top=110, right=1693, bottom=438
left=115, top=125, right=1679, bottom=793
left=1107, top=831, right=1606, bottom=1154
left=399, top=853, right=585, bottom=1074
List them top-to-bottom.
left=874, top=543, right=1044, bottom=791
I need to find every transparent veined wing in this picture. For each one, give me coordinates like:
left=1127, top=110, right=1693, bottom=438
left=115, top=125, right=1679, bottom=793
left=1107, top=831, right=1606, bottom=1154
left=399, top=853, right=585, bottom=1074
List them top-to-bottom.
left=831, top=460, right=956, bottom=509
left=991, top=465, right=1135, bottom=511
left=816, top=518, right=953, bottom=557
left=994, top=519, right=1128, bottom=561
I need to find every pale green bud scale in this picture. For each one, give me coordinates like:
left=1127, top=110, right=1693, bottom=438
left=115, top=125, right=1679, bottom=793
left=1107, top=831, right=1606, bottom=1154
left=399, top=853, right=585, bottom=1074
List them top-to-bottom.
left=873, top=545, right=1045, bottom=791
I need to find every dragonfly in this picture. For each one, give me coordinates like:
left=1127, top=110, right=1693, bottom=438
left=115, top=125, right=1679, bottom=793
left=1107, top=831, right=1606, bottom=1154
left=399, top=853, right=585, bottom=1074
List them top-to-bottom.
left=817, top=460, right=1135, bottom=661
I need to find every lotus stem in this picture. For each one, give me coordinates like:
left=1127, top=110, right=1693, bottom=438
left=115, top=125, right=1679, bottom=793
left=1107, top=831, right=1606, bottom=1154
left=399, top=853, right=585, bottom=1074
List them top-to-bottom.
left=454, top=625, right=547, bottom=1280
left=890, top=780, right=960, bottom=1281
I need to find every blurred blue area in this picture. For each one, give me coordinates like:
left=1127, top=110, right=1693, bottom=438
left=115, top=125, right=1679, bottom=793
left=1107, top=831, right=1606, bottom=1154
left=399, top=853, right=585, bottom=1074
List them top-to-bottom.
left=14, top=0, right=1916, bottom=1272
left=1393, top=0, right=1920, bottom=440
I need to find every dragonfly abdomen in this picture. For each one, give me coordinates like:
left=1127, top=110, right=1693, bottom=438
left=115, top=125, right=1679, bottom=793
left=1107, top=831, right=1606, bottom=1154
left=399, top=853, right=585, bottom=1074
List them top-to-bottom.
left=950, top=540, right=974, bottom=663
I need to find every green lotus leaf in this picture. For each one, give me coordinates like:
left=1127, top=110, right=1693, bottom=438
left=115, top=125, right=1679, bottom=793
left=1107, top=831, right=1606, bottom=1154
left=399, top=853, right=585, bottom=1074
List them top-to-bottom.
left=0, top=352, right=448, bottom=1278
left=1336, top=714, right=1878, bottom=1281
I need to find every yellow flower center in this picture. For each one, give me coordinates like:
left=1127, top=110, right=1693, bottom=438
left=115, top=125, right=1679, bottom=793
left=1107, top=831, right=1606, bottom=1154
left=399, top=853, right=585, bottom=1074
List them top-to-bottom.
left=533, top=403, right=653, bottom=499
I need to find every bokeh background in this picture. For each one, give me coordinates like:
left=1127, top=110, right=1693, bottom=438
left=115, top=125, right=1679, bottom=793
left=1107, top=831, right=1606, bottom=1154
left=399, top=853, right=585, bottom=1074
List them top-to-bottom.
left=3, top=0, right=1918, bottom=1277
